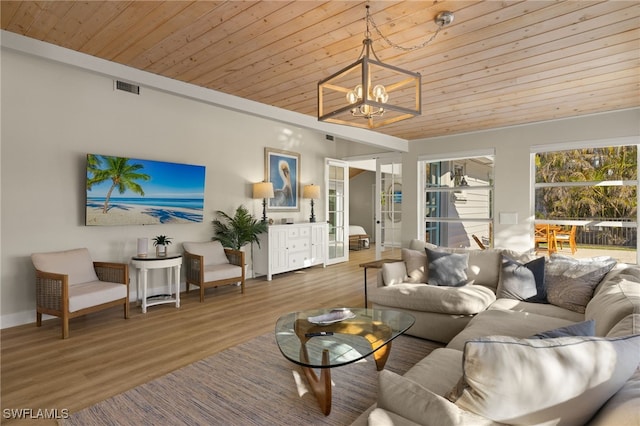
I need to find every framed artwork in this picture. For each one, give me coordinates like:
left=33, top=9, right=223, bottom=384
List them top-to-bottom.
left=265, top=147, right=300, bottom=212
left=86, top=154, right=205, bottom=226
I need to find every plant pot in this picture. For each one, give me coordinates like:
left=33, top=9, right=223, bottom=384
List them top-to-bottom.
left=156, top=244, right=167, bottom=257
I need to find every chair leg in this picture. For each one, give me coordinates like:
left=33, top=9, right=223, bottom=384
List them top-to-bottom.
left=240, top=279, right=245, bottom=294
left=200, top=285, right=205, bottom=303
left=124, top=300, right=130, bottom=319
left=36, top=311, right=42, bottom=327
left=62, top=317, right=69, bottom=339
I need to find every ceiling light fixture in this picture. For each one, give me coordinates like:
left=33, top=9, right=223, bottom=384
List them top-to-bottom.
left=318, top=4, right=454, bottom=129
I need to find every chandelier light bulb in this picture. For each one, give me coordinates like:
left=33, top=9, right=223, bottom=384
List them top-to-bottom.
left=355, top=84, right=363, bottom=99
left=372, top=84, right=386, bottom=100
left=346, top=90, right=358, bottom=104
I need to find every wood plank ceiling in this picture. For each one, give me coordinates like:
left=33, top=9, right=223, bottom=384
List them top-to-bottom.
left=2, top=1, right=639, bottom=141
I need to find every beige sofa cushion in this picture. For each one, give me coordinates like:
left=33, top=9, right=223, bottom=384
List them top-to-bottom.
left=405, top=241, right=503, bottom=290
left=31, top=248, right=99, bottom=286
left=402, top=248, right=427, bottom=284
left=381, top=262, right=408, bottom=286
left=585, top=268, right=640, bottom=336
left=368, top=284, right=495, bottom=316
left=489, top=298, right=584, bottom=322
left=447, top=309, right=576, bottom=351
left=452, top=334, right=640, bottom=425
left=403, top=348, right=464, bottom=396
left=588, top=367, right=640, bottom=426
left=376, top=370, right=498, bottom=426
left=367, top=408, right=421, bottom=426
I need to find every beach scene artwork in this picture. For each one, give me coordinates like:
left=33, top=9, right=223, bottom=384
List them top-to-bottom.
left=86, top=154, right=206, bottom=226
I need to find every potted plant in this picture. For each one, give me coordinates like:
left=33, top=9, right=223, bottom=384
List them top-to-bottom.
left=212, top=205, right=267, bottom=250
left=152, top=235, right=172, bottom=257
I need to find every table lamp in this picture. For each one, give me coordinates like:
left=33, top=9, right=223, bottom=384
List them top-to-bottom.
left=253, top=181, right=274, bottom=223
left=303, top=184, right=321, bottom=223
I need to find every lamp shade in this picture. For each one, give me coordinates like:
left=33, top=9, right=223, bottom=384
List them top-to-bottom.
left=253, top=182, right=274, bottom=199
left=303, top=184, right=321, bottom=199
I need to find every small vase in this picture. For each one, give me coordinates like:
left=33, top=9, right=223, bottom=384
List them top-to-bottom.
left=156, top=244, right=167, bottom=257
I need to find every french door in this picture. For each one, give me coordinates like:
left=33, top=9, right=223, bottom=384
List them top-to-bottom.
left=325, top=158, right=349, bottom=265
left=375, top=158, right=402, bottom=259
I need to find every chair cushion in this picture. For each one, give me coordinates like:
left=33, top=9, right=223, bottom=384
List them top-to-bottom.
left=183, top=241, right=229, bottom=266
left=31, top=248, right=99, bottom=285
left=203, top=263, right=242, bottom=282
left=585, top=268, right=640, bottom=336
left=68, top=280, right=127, bottom=312
left=450, top=334, right=640, bottom=425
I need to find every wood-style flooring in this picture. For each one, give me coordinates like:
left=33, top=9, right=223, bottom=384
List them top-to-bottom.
left=1, top=246, right=399, bottom=425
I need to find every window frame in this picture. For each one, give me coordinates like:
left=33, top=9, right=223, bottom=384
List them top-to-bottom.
left=530, top=137, right=639, bottom=263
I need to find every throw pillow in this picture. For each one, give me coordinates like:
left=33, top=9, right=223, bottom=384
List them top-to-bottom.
left=425, top=247, right=469, bottom=287
left=401, top=248, right=428, bottom=283
left=497, top=255, right=546, bottom=303
left=545, top=255, right=616, bottom=313
left=381, top=262, right=408, bottom=286
left=530, top=319, right=595, bottom=338
left=450, top=334, right=640, bottom=425
left=376, top=370, right=496, bottom=426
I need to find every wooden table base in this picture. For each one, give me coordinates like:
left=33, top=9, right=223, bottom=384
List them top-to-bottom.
left=301, top=349, right=332, bottom=415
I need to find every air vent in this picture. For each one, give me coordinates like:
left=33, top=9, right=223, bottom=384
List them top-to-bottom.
left=115, top=80, right=140, bottom=95
left=325, top=135, right=334, bottom=141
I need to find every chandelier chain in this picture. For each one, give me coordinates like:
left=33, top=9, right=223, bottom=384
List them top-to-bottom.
left=367, top=11, right=445, bottom=52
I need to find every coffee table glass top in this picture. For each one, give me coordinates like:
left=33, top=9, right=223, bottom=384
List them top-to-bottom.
left=275, top=308, right=415, bottom=368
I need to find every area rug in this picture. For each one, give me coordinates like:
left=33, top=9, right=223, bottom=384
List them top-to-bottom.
left=62, top=333, right=440, bottom=425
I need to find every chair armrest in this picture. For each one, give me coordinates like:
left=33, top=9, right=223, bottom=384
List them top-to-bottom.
left=224, top=249, right=245, bottom=267
left=184, top=251, right=204, bottom=285
left=93, top=262, right=129, bottom=285
left=35, top=270, right=68, bottom=311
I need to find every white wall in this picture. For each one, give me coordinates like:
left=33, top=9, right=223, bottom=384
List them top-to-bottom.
left=0, top=49, right=336, bottom=327
left=402, top=109, right=640, bottom=251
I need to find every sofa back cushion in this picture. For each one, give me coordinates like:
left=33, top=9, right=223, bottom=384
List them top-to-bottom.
left=183, top=241, right=229, bottom=266
left=404, top=241, right=502, bottom=290
left=31, top=248, right=99, bottom=286
left=402, top=248, right=428, bottom=284
left=585, top=267, right=640, bottom=336
left=451, top=334, right=640, bottom=425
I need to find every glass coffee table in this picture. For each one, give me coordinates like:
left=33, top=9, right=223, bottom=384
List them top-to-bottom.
left=275, top=308, right=415, bottom=415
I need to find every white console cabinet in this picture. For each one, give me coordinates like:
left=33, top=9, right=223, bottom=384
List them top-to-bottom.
left=253, top=223, right=326, bottom=281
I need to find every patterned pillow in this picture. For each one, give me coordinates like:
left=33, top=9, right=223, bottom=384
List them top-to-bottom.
left=425, top=247, right=469, bottom=287
left=545, top=255, right=616, bottom=313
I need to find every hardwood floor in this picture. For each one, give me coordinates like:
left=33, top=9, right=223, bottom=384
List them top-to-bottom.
left=1, top=246, right=399, bottom=425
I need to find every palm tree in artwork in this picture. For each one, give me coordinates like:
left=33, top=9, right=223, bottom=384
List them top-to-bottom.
left=87, top=155, right=151, bottom=213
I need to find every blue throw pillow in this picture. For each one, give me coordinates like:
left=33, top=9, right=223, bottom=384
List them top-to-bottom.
left=425, top=247, right=469, bottom=287
left=498, top=255, right=546, bottom=303
left=531, top=319, right=596, bottom=339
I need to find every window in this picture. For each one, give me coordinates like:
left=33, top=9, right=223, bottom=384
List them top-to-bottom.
left=533, top=142, right=638, bottom=264
left=419, top=153, right=494, bottom=248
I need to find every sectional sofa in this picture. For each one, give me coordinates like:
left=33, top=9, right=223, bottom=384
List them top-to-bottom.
left=352, top=240, right=640, bottom=425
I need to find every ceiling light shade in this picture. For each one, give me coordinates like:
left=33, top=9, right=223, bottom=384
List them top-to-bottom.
left=318, top=5, right=453, bottom=130
left=318, top=38, right=421, bottom=130
left=253, top=181, right=274, bottom=199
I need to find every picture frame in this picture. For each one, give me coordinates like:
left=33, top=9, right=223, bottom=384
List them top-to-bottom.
left=265, top=147, right=300, bottom=212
